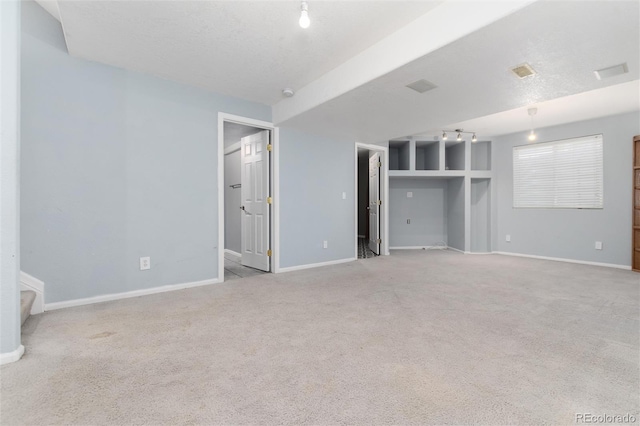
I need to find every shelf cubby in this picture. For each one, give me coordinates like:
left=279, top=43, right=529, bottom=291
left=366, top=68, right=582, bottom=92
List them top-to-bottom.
left=389, top=140, right=411, bottom=171
left=415, top=141, right=439, bottom=170
left=445, top=141, right=465, bottom=171
left=471, top=141, right=491, bottom=171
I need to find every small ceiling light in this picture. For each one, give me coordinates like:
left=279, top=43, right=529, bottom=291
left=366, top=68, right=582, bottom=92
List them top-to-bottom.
left=299, top=1, right=310, bottom=28
left=282, top=88, right=295, bottom=98
left=528, top=107, right=537, bottom=141
left=442, top=132, right=448, bottom=141
left=456, top=132, right=462, bottom=141
left=471, top=133, right=477, bottom=142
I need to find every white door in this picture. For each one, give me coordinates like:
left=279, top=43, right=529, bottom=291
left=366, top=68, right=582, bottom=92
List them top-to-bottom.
left=240, top=130, right=270, bottom=272
left=368, top=152, right=381, bottom=255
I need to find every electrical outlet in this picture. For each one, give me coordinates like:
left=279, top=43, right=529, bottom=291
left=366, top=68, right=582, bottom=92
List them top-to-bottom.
left=342, top=192, right=346, bottom=199
left=407, top=192, right=413, bottom=198
left=506, top=234, right=511, bottom=242
left=323, top=240, right=328, bottom=249
left=595, top=241, right=603, bottom=250
left=140, top=256, right=151, bottom=270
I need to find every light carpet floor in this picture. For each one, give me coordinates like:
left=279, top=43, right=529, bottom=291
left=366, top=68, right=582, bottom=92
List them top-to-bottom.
left=1, top=251, right=638, bottom=425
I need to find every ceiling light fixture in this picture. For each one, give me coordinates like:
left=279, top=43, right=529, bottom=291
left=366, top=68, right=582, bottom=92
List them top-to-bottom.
left=299, top=1, right=310, bottom=28
left=282, top=88, right=295, bottom=98
left=527, top=107, right=538, bottom=141
left=441, top=129, right=478, bottom=143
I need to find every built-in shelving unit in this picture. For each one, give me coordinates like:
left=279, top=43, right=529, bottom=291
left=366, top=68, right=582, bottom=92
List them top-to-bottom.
left=387, top=138, right=492, bottom=253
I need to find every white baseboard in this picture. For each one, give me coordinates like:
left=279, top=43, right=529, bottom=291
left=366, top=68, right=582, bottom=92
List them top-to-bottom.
left=390, top=246, right=447, bottom=250
left=446, top=246, right=465, bottom=254
left=224, top=249, right=241, bottom=262
left=493, top=251, right=631, bottom=270
left=278, top=257, right=356, bottom=273
left=20, top=271, right=44, bottom=315
left=45, top=277, right=221, bottom=311
left=0, top=345, right=24, bottom=365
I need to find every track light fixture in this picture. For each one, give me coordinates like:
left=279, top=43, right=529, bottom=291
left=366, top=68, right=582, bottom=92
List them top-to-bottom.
left=299, top=1, right=310, bottom=28
left=528, top=107, right=537, bottom=141
left=441, top=129, right=478, bottom=143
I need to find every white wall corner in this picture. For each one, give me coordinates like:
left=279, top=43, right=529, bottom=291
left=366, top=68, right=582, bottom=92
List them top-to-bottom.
left=20, top=271, right=45, bottom=315
left=0, top=344, right=24, bottom=365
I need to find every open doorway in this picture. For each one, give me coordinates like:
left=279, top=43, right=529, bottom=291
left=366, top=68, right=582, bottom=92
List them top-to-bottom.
left=219, top=114, right=279, bottom=282
left=355, top=143, right=389, bottom=259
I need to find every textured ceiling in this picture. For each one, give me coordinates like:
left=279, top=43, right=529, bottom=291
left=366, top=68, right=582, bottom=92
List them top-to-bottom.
left=37, top=0, right=640, bottom=141
left=57, top=0, right=442, bottom=106
left=279, top=0, right=640, bottom=143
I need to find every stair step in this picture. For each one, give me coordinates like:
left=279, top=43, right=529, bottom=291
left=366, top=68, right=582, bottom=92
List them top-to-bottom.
left=20, top=290, right=36, bottom=326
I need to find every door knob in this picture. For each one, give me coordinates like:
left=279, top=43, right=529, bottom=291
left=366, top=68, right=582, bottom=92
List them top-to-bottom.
left=240, top=206, right=245, bottom=211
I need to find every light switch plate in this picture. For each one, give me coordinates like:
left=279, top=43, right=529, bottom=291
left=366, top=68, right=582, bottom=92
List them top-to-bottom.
left=342, top=192, right=346, bottom=199
left=407, top=192, right=413, bottom=198
left=506, top=235, right=511, bottom=242
left=595, top=241, right=603, bottom=250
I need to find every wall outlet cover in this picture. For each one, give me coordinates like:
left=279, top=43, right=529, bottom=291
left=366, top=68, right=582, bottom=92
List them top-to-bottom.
left=342, top=192, right=346, bottom=199
left=407, top=192, right=413, bottom=198
left=506, top=235, right=511, bottom=242
left=323, top=241, right=328, bottom=249
left=595, top=241, right=603, bottom=250
left=140, top=256, right=151, bottom=270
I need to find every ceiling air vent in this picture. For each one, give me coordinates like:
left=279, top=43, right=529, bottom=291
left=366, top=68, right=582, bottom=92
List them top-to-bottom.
left=511, top=63, right=536, bottom=79
left=594, top=63, right=628, bottom=80
left=406, top=79, right=437, bottom=94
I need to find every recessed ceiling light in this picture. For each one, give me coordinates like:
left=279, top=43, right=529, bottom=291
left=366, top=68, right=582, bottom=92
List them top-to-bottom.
left=511, top=63, right=536, bottom=79
left=594, top=63, right=628, bottom=80
left=406, top=79, right=437, bottom=94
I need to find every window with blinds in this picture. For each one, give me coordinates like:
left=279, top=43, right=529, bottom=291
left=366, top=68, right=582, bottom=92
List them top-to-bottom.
left=513, top=134, right=603, bottom=209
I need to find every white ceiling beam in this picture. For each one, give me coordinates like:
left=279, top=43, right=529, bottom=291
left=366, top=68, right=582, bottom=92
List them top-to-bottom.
left=273, top=0, right=538, bottom=125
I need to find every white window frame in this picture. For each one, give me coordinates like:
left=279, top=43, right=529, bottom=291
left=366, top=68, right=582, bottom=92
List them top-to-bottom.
left=513, top=134, right=604, bottom=209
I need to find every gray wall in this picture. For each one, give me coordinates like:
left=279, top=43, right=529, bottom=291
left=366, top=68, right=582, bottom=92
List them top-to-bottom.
left=0, top=0, right=21, bottom=354
left=20, top=1, right=270, bottom=303
left=493, top=111, right=640, bottom=266
left=279, top=127, right=355, bottom=267
left=224, top=150, right=241, bottom=254
left=446, top=177, right=465, bottom=251
left=389, top=178, right=448, bottom=247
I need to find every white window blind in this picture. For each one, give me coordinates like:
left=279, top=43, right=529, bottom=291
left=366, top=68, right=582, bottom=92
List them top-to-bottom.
left=513, top=134, right=603, bottom=209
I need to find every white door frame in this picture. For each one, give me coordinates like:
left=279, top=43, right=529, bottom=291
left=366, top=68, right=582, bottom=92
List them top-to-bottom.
left=218, top=113, right=280, bottom=282
left=354, top=142, right=389, bottom=257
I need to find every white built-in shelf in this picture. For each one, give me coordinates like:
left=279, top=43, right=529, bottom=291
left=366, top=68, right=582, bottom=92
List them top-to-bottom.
left=387, top=137, right=493, bottom=254
left=388, top=138, right=492, bottom=176
left=389, top=170, right=466, bottom=178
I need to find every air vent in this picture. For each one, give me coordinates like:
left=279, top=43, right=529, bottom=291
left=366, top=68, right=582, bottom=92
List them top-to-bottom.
left=511, top=63, right=536, bottom=79
left=594, top=63, right=628, bottom=80
left=406, top=79, right=437, bottom=94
